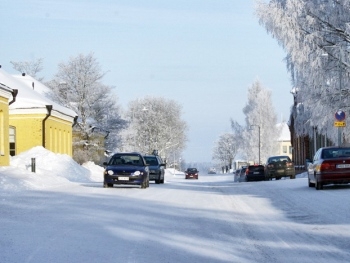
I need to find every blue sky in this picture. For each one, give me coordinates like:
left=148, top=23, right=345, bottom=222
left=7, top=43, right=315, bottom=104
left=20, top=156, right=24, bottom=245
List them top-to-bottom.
left=1, top=0, right=292, bottom=163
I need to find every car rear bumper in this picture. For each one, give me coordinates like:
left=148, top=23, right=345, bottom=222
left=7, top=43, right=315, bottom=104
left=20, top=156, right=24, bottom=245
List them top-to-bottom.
left=266, top=169, right=295, bottom=178
left=318, top=172, right=350, bottom=185
left=246, top=174, right=265, bottom=181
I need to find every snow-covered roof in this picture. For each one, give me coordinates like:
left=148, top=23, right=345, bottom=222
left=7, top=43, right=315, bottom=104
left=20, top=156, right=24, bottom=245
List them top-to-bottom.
left=0, top=68, right=76, bottom=121
left=277, top=122, right=290, bottom=141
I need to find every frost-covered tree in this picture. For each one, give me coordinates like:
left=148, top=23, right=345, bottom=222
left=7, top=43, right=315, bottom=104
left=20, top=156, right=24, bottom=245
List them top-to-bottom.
left=255, top=0, right=350, bottom=144
left=47, top=53, right=126, bottom=163
left=10, top=58, right=44, bottom=81
left=231, top=80, right=281, bottom=163
left=121, top=97, right=187, bottom=161
left=212, top=133, right=237, bottom=168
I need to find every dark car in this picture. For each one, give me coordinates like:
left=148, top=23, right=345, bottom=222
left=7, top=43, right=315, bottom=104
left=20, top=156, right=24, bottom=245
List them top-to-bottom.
left=308, top=146, right=350, bottom=190
left=103, top=152, right=149, bottom=189
left=143, top=154, right=165, bottom=184
left=265, top=155, right=295, bottom=180
left=244, top=164, right=265, bottom=182
left=185, top=168, right=199, bottom=179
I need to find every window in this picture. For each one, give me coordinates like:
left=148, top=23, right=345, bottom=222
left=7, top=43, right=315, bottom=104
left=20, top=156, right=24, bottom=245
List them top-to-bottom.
left=9, top=126, right=16, bottom=156
left=283, top=145, right=287, bottom=153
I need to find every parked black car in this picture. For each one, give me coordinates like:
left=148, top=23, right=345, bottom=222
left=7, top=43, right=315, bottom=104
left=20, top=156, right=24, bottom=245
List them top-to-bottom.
left=103, top=152, right=149, bottom=189
left=143, top=154, right=165, bottom=184
left=265, top=155, right=295, bottom=180
left=244, top=165, right=265, bottom=181
left=185, top=168, right=199, bottom=179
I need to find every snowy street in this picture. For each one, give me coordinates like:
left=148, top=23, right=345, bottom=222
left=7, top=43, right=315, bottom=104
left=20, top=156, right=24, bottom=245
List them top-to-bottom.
left=1, top=155, right=350, bottom=263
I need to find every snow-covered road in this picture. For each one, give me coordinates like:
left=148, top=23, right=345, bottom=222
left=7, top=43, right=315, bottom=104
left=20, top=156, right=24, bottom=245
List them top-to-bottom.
left=1, top=170, right=350, bottom=263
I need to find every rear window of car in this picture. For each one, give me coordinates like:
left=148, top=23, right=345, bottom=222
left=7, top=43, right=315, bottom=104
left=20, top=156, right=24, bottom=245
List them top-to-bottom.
left=322, top=148, right=350, bottom=159
left=144, top=156, right=159, bottom=165
left=268, top=156, right=291, bottom=163
left=248, top=165, right=264, bottom=171
left=187, top=168, right=197, bottom=172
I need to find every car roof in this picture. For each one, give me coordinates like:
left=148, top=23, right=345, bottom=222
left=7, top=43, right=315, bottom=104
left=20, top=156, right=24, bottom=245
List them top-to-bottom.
left=112, top=152, right=142, bottom=156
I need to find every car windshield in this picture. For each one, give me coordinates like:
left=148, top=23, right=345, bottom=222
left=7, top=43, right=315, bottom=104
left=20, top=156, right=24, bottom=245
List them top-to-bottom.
left=322, top=148, right=350, bottom=159
left=109, top=154, right=143, bottom=166
left=144, top=156, right=158, bottom=165
left=187, top=168, right=197, bottom=172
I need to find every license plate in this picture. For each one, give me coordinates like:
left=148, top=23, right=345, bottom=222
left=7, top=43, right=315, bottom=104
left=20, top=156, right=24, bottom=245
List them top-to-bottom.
left=336, top=164, right=350, bottom=169
left=277, top=169, right=284, bottom=173
left=253, top=172, right=260, bottom=174
left=118, top=176, right=129, bottom=181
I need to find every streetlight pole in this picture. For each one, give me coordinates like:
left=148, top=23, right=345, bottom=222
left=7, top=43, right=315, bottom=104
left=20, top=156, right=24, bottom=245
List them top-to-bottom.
left=250, top=125, right=261, bottom=164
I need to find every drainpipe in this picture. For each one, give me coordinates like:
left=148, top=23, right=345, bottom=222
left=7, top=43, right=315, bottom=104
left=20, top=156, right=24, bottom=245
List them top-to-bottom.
left=9, top=89, right=18, bottom=105
left=42, top=105, right=52, bottom=148
left=72, top=116, right=78, bottom=127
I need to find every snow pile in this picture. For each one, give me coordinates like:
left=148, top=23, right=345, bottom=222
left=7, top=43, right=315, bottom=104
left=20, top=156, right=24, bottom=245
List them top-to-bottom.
left=0, top=146, right=103, bottom=191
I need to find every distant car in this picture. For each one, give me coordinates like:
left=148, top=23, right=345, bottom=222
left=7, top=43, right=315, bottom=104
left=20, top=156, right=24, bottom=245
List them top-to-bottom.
left=308, top=146, right=350, bottom=190
left=103, top=152, right=149, bottom=189
left=143, top=154, right=165, bottom=184
left=264, top=155, right=295, bottom=180
left=244, top=164, right=265, bottom=182
left=185, top=168, right=199, bottom=179
left=208, top=168, right=216, bottom=174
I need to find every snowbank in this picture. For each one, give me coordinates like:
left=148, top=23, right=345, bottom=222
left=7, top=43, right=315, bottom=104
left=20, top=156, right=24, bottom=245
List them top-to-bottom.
left=0, top=146, right=103, bottom=191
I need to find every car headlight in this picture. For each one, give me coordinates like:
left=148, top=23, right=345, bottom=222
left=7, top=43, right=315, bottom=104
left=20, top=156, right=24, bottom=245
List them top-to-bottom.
left=107, top=170, right=114, bottom=175
left=133, top=171, right=142, bottom=176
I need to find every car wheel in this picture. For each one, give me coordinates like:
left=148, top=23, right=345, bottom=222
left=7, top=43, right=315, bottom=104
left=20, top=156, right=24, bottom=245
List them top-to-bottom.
left=290, top=175, right=296, bottom=179
left=160, top=176, right=164, bottom=184
left=315, top=176, right=323, bottom=190
left=155, top=177, right=160, bottom=184
left=308, top=177, right=315, bottom=187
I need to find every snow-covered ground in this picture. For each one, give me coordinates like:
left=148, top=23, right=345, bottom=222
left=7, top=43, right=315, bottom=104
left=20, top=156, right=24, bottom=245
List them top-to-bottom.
left=1, top=147, right=350, bottom=263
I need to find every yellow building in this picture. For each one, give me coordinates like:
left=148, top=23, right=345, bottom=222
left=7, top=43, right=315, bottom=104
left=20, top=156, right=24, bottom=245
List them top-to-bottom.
left=0, top=68, right=77, bottom=157
left=0, top=82, right=15, bottom=165
left=277, top=122, right=292, bottom=159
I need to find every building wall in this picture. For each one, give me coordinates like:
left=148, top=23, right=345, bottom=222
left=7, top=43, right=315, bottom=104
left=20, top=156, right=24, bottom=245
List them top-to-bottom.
left=0, top=96, right=10, bottom=165
left=9, top=113, right=73, bottom=157
left=9, top=114, right=43, bottom=154
left=46, top=116, right=72, bottom=156
left=277, top=140, right=292, bottom=159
